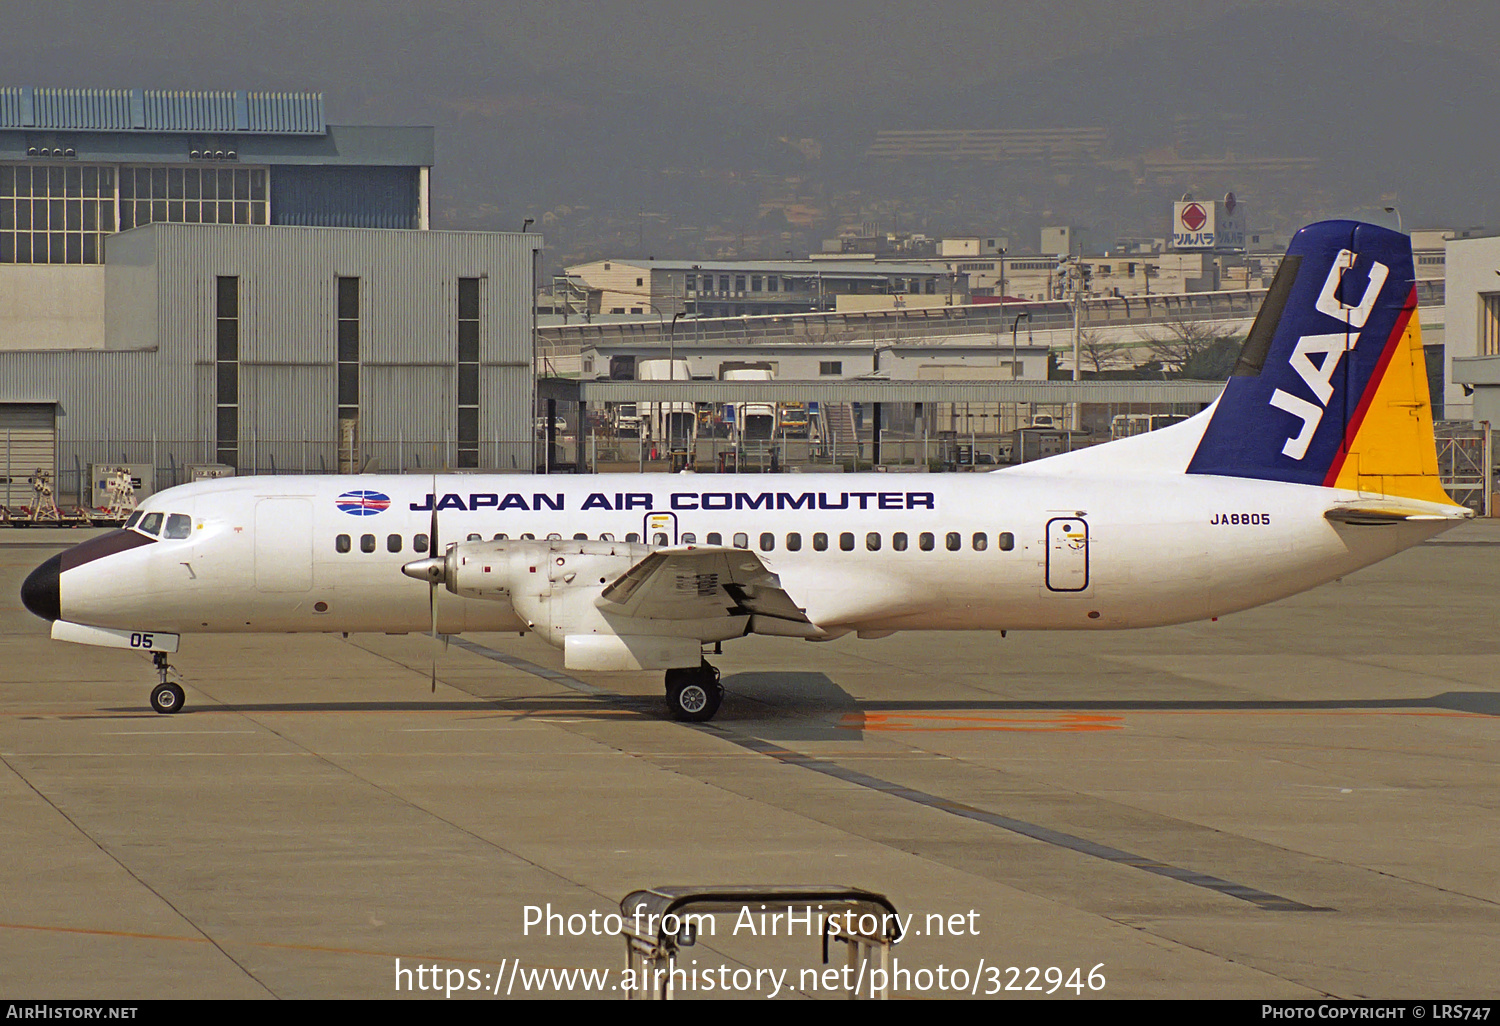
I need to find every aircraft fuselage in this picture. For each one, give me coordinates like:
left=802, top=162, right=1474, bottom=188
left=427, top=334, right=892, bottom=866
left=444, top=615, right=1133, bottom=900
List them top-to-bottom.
left=48, top=470, right=1445, bottom=640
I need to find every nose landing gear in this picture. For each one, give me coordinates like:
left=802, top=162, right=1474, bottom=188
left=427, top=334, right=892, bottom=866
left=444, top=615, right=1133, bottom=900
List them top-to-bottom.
left=149, top=652, right=185, bottom=714
left=664, top=660, right=722, bottom=722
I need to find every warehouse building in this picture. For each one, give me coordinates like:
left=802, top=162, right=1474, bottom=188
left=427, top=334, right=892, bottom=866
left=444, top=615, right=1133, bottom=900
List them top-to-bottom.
left=0, top=88, right=538, bottom=505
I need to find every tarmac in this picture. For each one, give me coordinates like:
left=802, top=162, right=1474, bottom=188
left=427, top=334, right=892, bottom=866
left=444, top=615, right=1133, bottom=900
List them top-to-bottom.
left=0, top=522, right=1496, bottom=1000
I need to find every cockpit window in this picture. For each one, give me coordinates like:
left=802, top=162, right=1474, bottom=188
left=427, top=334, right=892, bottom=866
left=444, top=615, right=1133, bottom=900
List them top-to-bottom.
left=125, top=510, right=143, bottom=529
left=138, top=512, right=164, bottom=536
left=163, top=514, right=192, bottom=539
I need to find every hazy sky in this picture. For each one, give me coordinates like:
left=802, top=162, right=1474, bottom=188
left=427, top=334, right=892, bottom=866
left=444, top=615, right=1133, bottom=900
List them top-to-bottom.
left=8, top=1, right=1500, bottom=109
left=7, top=2, right=1500, bottom=248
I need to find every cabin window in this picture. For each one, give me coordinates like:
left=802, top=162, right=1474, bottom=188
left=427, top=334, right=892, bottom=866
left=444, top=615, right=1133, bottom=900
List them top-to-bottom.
left=125, top=510, right=143, bottom=529
left=138, top=512, right=164, bottom=536
left=163, top=514, right=192, bottom=539
left=999, top=531, right=1014, bottom=551
left=467, top=532, right=482, bottom=541
left=681, top=532, right=696, bottom=544
left=706, top=532, right=722, bottom=545
left=760, top=532, right=775, bottom=551
left=785, top=532, right=801, bottom=551
left=813, top=532, right=828, bottom=551
left=839, top=532, right=854, bottom=551
left=866, top=532, right=880, bottom=551
left=892, top=532, right=908, bottom=551
left=919, top=532, right=934, bottom=551
left=946, top=532, right=961, bottom=551
left=972, top=532, right=987, bottom=551
left=414, top=533, right=428, bottom=551
left=494, top=533, right=507, bottom=540
left=522, top=533, right=535, bottom=540
left=547, top=533, right=562, bottom=540
left=574, top=533, right=588, bottom=540
left=601, top=533, right=615, bottom=541
left=625, top=533, right=639, bottom=542
left=654, top=533, right=668, bottom=545
left=733, top=533, right=748, bottom=549
left=335, top=534, right=351, bottom=553
left=361, top=534, right=376, bottom=553
left=387, top=534, right=403, bottom=553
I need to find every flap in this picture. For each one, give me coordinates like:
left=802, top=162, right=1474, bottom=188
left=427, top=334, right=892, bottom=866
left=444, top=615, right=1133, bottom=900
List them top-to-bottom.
left=598, top=546, right=813, bottom=625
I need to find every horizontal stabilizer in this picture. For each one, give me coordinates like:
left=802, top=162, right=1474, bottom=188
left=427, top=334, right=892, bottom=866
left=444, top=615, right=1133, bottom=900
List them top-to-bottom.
left=1324, top=505, right=1473, bottom=526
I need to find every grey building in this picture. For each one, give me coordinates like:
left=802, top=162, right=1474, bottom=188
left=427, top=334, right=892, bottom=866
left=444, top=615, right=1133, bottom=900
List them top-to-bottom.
left=0, top=87, right=541, bottom=506
left=1, top=223, right=540, bottom=503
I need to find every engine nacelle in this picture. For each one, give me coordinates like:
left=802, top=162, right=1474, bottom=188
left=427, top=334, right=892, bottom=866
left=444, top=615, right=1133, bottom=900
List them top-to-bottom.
left=444, top=538, right=647, bottom=605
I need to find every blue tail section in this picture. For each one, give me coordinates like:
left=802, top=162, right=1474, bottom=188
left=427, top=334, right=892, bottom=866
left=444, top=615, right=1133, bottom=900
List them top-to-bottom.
left=1186, top=220, right=1421, bottom=489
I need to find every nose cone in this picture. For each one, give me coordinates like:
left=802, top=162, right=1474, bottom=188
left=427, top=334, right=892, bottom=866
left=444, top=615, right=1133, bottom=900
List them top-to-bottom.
left=21, top=553, right=61, bottom=622
left=402, top=556, right=447, bottom=584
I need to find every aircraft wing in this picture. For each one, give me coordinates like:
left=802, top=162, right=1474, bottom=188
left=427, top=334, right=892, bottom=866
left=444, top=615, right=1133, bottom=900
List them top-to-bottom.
left=597, top=547, right=816, bottom=631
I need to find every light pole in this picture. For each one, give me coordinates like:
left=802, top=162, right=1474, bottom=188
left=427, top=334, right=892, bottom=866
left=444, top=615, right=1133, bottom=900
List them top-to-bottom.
left=1384, top=205, right=1404, bottom=234
left=669, top=311, right=687, bottom=468
left=1011, top=311, right=1031, bottom=381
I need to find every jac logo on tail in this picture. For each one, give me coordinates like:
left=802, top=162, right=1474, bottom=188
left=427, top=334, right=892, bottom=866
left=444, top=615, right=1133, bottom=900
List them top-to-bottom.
left=1268, top=250, right=1388, bottom=459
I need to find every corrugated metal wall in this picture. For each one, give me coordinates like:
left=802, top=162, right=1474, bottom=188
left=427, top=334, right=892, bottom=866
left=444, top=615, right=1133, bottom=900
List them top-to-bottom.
left=0, top=88, right=325, bottom=134
left=270, top=167, right=419, bottom=229
left=0, top=222, right=539, bottom=493
left=0, top=403, right=57, bottom=506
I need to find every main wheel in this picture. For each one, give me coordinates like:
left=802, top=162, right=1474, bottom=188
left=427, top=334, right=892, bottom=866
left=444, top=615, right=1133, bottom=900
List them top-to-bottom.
left=665, top=663, right=722, bottom=722
left=150, top=682, right=185, bottom=714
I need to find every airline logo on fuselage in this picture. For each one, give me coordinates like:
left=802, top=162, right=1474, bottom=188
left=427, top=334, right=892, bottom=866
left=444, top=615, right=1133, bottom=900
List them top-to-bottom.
left=1268, top=249, right=1389, bottom=460
left=336, top=489, right=392, bottom=516
left=410, top=490, right=937, bottom=512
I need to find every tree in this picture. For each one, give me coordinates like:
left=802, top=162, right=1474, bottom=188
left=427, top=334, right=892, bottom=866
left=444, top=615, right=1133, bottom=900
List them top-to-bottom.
left=1141, top=315, right=1243, bottom=377
left=1077, top=328, right=1129, bottom=376
left=1177, top=337, right=1243, bottom=381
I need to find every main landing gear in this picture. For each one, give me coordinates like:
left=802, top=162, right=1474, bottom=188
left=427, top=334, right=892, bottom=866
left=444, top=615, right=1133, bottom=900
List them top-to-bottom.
left=149, top=651, right=185, bottom=714
left=664, top=661, right=722, bottom=722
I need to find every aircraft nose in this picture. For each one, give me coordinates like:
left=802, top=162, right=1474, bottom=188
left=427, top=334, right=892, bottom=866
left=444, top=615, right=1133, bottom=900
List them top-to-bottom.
left=21, top=553, right=61, bottom=622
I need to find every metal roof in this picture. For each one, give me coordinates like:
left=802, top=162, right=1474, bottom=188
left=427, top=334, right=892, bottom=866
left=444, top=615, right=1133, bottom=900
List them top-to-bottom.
left=0, top=88, right=325, bottom=135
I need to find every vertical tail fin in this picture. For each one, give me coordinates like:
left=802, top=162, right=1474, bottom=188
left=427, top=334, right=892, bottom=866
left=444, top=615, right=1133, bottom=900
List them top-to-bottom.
left=1187, top=220, right=1457, bottom=506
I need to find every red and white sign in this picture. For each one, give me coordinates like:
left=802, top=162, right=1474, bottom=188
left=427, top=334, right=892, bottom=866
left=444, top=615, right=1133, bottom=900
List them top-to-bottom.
left=1172, top=199, right=1244, bottom=250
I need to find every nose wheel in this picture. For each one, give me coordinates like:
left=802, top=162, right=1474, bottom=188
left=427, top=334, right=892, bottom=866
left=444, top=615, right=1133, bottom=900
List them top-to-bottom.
left=149, top=652, right=186, bottom=714
left=665, top=661, right=722, bottom=722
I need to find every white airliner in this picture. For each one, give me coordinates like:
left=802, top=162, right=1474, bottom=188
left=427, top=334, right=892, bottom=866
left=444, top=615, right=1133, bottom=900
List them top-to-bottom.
left=20, top=221, right=1470, bottom=720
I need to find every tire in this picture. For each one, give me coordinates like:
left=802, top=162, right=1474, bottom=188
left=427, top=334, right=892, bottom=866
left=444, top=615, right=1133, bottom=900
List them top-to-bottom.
left=666, top=678, right=723, bottom=726
left=150, top=682, right=185, bottom=714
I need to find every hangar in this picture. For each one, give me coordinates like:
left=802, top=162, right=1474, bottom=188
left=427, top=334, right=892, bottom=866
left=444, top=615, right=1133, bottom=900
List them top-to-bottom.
left=0, top=87, right=538, bottom=506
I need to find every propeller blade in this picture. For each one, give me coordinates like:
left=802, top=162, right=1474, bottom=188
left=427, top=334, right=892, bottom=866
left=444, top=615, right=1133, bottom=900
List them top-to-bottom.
left=429, top=472, right=438, bottom=693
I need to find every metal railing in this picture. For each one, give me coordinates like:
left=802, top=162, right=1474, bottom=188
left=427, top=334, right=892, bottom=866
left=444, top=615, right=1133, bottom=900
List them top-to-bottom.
left=539, top=280, right=1446, bottom=357
left=1436, top=422, right=1493, bottom=516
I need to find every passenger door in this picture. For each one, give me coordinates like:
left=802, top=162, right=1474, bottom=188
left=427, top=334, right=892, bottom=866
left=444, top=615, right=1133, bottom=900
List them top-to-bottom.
left=1045, top=516, right=1089, bottom=592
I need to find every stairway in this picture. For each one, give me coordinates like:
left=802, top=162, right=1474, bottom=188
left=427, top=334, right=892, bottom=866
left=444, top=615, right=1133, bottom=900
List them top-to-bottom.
left=823, top=403, right=858, bottom=447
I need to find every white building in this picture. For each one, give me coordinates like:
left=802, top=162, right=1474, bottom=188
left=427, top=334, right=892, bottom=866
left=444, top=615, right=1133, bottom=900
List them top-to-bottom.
left=1445, top=232, right=1500, bottom=424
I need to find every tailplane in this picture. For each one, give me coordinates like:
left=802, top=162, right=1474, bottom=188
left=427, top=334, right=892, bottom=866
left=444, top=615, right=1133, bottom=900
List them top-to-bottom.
left=1186, top=220, right=1459, bottom=507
